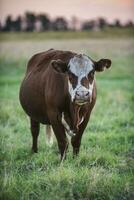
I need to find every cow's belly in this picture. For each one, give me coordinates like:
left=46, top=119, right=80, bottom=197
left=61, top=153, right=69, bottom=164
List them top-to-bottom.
left=19, top=74, right=50, bottom=124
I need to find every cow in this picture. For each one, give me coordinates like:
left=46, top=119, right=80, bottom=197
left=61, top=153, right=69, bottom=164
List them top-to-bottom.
left=19, top=49, right=111, bottom=160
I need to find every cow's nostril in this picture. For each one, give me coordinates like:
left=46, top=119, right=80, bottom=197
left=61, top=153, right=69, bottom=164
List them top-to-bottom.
left=76, top=91, right=80, bottom=96
left=85, top=92, right=89, bottom=96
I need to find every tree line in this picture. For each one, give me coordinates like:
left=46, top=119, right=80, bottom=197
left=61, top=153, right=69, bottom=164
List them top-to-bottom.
left=0, top=12, right=133, bottom=32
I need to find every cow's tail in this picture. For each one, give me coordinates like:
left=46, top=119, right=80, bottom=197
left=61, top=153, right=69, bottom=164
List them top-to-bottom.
left=45, top=125, right=53, bottom=147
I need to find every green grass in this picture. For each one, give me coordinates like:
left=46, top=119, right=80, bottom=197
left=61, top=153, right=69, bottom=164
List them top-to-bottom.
left=0, top=28, right=134, bottom=41
left=0, top=37, right=134, bottom=200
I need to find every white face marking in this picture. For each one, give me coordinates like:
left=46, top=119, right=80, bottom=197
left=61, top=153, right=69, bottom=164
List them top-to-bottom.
left=68, top=54, right=93, bottom=77
left=68, top=55, right=94, bottom=103
left=68, top=79, right=76, bottom=102
left=88, top=80, right=94, bottom=97
left=61, top=113, right=76, bottom=137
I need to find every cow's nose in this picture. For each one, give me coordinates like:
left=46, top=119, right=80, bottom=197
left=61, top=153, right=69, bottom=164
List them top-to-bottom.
left=76, top=91, right=89, bottom=99
left=76, top=91, right=80, bottom=97
left=85, top=91, right=89, bottom=96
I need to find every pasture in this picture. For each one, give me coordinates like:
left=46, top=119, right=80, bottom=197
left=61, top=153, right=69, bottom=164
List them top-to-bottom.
left=0, top=33, right=134, bottom=200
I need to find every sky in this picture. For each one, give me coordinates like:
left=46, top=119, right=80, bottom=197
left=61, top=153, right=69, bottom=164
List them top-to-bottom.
left=0, top=0, right=134, bottom=23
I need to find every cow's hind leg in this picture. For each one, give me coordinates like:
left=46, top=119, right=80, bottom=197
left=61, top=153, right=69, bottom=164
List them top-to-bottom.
left=30, top=118, right=40, bottom=153
left=46, top=125, right=53, bottom=147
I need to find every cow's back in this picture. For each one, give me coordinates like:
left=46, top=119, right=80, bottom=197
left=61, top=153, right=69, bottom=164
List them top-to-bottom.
left=26, top=49, right=75, bottom=74
left=26, top=49, right=56, bottom=74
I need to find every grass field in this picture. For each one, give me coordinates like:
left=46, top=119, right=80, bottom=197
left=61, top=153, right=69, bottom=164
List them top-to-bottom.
left=0, top=28, right=134, bottom=41
left=0, top=33, right=134, bottom=200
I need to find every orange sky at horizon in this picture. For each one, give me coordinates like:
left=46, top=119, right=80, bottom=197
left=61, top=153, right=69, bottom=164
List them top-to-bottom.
left=0, top=0, right=134, bottom=23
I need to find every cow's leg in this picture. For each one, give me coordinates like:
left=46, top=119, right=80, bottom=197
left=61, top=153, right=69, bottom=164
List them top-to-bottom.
left=48, top=111, right=68, bottom=160
left=71, top=113, right=90, bottom=156
left=30, top=118, right=40, bottom=153
left=45, top=125, right=53, bottom=147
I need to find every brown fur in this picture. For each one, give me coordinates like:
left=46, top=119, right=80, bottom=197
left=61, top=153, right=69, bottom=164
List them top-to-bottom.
left=20, top=49, right=111, bottom=159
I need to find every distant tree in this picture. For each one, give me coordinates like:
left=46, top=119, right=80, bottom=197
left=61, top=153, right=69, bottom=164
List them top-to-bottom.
left=25, top=12, right=36, bottom=31
left=37, top=14, right=51, bottom=31
left=3, top=15, right=13, bottom=31
left=12, top=16, right=22, bottom=31
left=71, top=16, right=79, bottom=31
left=52, top=17, right=68, bottom=31
left=97, top=17, right=107, bottom=29
left=114, top=19, right=122, bottom=27
left=81, top=20, right=96, bottom=30
left=125, top=20, right=134, bottom=28
left=0, top=21, right=2, bottom=31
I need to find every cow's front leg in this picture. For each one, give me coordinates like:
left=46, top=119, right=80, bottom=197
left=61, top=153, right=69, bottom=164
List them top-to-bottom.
left=48, top=110, right=69, bottom=160
left=61, top=112, right=76, bottom=137
left=71, top=113, right=90, bottom=157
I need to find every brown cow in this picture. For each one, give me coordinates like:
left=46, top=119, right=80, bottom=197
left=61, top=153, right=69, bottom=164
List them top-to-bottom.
left=19, top=49, right=111, bottom=160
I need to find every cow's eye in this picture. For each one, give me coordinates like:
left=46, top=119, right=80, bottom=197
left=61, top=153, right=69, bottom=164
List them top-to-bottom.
left=68, top=71, right=78, bottom=88
left=89, top=71, right=94, bottom=79
left=68, top=72, right=74, bottom=81
left=68, top=72, right=76, bottom=81
left=91, top=72, right=94, bottom=78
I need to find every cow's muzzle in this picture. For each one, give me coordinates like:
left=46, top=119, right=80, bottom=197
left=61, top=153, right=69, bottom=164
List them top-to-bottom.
left=75, top=90, right=91, bottom=105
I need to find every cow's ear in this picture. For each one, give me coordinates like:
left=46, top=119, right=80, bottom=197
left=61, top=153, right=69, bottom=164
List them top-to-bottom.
left=51, top=59, right=68, bottom=73
left=94, top=59, right=112, bottom=72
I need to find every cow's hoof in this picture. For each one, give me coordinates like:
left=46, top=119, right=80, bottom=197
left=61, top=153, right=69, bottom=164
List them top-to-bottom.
left=32, top=148, right=38, bottom=153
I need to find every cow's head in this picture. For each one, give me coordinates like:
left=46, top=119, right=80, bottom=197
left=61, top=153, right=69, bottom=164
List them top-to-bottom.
left=52, top=54, right=111, bottom=105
